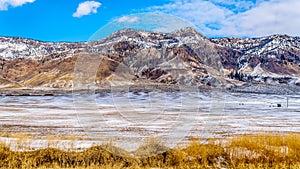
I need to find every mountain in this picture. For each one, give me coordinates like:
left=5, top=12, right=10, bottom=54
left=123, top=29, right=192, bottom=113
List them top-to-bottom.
left=0, top=28, right=300, bottom=90
left=212, top=35, right=300, bottom=84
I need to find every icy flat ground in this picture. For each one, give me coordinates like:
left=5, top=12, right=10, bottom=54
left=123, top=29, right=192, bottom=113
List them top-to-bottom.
left=0, top=90, right=300, bottom=151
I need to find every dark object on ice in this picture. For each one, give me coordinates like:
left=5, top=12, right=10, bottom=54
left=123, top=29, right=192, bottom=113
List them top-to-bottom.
left=44, top=93, right=54, bottom=96
left=269, top=103, right=282, bottom=107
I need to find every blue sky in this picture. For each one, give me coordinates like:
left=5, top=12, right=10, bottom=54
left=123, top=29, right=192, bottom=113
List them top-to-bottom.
left=0, top=0, right=168, bottom=41
left=1, top=0, right=300, bottom=42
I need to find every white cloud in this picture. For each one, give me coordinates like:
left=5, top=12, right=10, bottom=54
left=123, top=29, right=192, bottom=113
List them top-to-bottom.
left=0, top=0, right=35, bottom=10
left=148, top=0, right=300, bottom=37
left=149, top=0, right=234, bottom=35
left=231, top=0, right=300, bottom=37
left=73, top=1, right=101, bottom=18
left=117, top=16, right=139, bottom=23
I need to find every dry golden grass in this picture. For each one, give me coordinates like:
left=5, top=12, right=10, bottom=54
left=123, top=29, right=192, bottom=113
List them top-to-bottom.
left=1, top=133, right=300, bottom=168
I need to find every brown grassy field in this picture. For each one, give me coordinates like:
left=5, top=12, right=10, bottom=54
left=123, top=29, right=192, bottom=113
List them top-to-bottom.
left=1, top=133, right=300, bottom=169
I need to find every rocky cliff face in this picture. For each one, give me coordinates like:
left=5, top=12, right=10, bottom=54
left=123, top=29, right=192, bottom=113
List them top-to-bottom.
left=0, top=28, right=299, bottom=89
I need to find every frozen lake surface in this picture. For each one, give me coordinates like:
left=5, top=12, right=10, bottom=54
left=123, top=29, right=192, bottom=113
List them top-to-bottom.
left=1, top=90, right=300, bottom=151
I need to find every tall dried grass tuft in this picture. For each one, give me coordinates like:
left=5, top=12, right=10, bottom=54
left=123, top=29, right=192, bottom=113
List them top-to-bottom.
left=1, top=133, right=300, bottom=168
